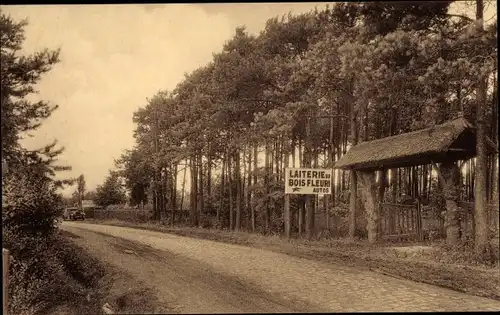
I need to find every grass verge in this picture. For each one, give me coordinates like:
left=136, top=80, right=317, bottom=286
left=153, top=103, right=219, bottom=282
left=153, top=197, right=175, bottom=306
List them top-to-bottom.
left=92, top=219, right=500, bottom=301
left=21, top=230, right=167, bottom=315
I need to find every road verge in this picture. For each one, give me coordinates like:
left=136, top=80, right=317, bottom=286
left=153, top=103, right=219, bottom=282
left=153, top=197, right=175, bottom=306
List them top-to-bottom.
left=49, top=230, right=168, bottom=315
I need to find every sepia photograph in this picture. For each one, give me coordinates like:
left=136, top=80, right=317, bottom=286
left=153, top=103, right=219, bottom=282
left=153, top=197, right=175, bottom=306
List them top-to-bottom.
left=1, top=1, right=499, bottom=314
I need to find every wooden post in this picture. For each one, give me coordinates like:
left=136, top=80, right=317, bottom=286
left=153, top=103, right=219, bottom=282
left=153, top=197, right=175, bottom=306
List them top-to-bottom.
left=305, top=116, right=314, bottom=240
left=284, top=137, right=291, bottom=239
left=284, top=194, right=291, bottom=238
left=416, top=201, right=424, bottom=242
left=3, top=248, right=10, bottom=315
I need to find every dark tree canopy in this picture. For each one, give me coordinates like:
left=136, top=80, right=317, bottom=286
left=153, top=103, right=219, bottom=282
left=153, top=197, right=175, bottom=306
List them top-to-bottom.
left=95, top=171, right=127, bottom=208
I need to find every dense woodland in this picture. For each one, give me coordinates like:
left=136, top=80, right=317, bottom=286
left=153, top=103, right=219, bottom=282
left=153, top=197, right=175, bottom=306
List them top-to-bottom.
left=103, top=2, right=498, bottom=249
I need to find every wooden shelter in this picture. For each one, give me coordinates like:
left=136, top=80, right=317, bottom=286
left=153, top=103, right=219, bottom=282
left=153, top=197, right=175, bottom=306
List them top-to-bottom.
left=334, top=117, right=497, bottom=244
left=335, top=118, right=497, bottom=171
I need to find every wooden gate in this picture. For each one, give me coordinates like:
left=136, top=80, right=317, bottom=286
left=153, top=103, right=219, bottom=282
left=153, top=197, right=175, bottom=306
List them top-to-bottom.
left=378, top=202, right=423, bottom=241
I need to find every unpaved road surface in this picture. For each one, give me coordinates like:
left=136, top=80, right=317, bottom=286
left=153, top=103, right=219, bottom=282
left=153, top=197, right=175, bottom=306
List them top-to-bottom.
left=62, top=222, right=500, bottom=313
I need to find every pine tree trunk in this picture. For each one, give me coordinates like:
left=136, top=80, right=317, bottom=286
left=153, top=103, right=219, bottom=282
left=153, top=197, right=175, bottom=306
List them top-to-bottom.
left=474, top=0, right=490, bottom=257
left=490, top=78, right=498, bottom=203
left=348, top=107, right=358, bottom=239
left=329, top=110, right=336, bottom=227
left=284, top=136, right=291, bottom=238
left=275, top=140, right=280, bottom=181
left=298, top=140, right=303, bottom=167
left=265, top=141, right=271, bottom=233
left=270, top=142, right=274, bottom=175
left=252, top=143, right=258, bottom=232
left=247, top=146, right=252, bottom=230
left=324, top=148, right=330, bottom=231
left=235, top=149, right=242, bottom=231
left=240, top=151, right=245, bottom=229
left=228, top=153, right=233, bottom=231
left=197, top=154, right=204, bottom=227
left=208, top=154, right=212, bottom=196
left=219, top=156, right=226, bottom=228
left=493, top=156, right=499, bottom=203
left=190, top=157, right=198, bottom=226
left=471, top=159, right=475, bottom=201
left=180, top=160, right=187, bottom=213
left=171, top=165, right=177, bottom=225
left=422, top=165, right=428, bottom=201
left=398, top=168, right=402, bottom=200
left=378, top=169, right=387, bottom=204
left=392, top=169, right=398, bottom=203
left=152, top=184, right=158, bottom=221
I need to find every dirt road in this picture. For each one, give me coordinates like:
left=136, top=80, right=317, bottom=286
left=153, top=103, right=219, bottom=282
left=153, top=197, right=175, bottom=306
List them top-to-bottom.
left=61, top=222, right=500, bottom=313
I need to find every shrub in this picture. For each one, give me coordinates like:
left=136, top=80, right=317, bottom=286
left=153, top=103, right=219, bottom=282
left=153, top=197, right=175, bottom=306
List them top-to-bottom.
left=2, top=169, right=105, bottom=314
left=2, top=171, right=62, bottom=243
left=7, top=234, right=106, bottom=315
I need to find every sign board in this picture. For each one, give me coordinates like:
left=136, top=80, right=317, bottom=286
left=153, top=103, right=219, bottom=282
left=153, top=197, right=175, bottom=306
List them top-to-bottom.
left=285, top=168, right=333, bottom=195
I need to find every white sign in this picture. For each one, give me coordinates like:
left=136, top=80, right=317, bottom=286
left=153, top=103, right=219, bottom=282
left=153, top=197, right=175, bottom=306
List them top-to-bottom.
left=285, top=168, right=333, bottom=195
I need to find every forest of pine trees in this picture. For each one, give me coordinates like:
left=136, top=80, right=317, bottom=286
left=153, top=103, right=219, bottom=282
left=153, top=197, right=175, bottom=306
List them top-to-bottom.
left=112, top=2, right=498, bottom=245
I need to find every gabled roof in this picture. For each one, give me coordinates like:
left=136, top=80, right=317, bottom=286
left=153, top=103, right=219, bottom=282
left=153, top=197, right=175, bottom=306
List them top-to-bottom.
left=335, top=118, right=497, bottom=171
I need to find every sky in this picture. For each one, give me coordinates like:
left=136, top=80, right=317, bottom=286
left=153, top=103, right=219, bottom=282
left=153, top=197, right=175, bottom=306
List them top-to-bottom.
left=1, top=2, right=497, bottom=197
left=2, top=3, right=328, bottom=196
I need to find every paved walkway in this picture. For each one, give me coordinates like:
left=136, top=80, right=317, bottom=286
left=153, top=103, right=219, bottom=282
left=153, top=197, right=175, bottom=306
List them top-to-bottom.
left=63, top=222, right=500, bottom=312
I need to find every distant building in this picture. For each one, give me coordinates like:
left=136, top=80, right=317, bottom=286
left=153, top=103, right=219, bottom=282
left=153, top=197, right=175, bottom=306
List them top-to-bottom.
left=81, top=199, right=100, bottom=219
left=82, top=199, right=96, bottom=208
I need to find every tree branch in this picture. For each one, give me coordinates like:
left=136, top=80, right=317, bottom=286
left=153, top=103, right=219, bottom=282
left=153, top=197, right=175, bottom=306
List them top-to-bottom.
left=446, top=14, right=474, bottom=23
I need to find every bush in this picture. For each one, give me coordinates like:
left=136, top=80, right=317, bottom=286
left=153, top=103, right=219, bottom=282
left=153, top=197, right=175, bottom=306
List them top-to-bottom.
left=2, top=168, right=105, bottom=315
left=2, top=171, right=62, bottom=242
left=7, top=235, right=103, bottom=315
left=431, top=237, right=499, bottom=266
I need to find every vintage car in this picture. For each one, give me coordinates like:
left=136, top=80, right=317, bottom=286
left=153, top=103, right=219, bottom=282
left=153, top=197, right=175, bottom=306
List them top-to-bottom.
left=63, top=207, right=85, bottom=221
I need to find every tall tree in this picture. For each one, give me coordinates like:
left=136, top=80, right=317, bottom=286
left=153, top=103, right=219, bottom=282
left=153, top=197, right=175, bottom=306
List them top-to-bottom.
left=473, top=0, right=489, bottom=257
left=114, top=3, right=497, bottom=245
left=0, top=10, right=63, bottom=162
left=1, top=10, right=72, bottom=186
left=1, top=11, right=73, bottom=314
left=95, top=171, right=127, bottom=208
left=75, top=174, right=86, bottom=208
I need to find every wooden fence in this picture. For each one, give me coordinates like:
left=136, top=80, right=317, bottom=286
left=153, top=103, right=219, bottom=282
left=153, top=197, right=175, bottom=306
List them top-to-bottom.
left=378, top=201, right=499, bottom=242
left=378, top=203, right=424, bottom=241
left=94, top=208, right=192, bottom=224
left=94, top=209, right=153, bottom=222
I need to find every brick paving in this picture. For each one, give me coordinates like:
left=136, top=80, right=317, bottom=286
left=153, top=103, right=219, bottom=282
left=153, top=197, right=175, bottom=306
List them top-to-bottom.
left=66, top=222, right=500, bottom=312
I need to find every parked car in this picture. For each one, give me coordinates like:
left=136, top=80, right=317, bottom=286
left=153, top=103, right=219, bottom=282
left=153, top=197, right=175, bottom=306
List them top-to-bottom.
left=63, top=207, right=85, bottom=221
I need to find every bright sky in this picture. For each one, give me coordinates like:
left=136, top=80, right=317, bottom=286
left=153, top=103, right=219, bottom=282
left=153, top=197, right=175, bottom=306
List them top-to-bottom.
left=1, top=2, right=496, bottom=197
left=2, top=3, right=328, bottom=195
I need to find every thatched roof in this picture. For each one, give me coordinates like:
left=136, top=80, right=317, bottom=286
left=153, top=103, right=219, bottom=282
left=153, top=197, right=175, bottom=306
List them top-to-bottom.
left=335, top=118, right=497, bottom=171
